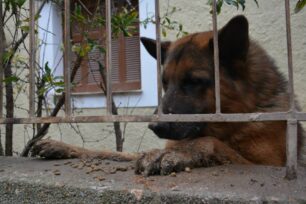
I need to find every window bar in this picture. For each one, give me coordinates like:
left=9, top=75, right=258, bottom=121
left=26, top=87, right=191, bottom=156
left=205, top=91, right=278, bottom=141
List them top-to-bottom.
left=0, top=0, right=3, bottom=118
left=29, top=0, right=36, bottom=117
left=64, top=0, right=72, bottom=116
left=105, top=0, right=113, bottom=114
left=155, top=0, right=163, bottom=115
left=212, top=0, right=221, bottom=114
left=284, top=0, right=297, bottom=180
left=1, top=112, right=306, bottom=124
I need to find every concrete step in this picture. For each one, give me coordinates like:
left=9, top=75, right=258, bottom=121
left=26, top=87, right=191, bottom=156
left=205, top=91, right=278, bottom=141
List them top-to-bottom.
left=0, top=157, right=305, bottom=203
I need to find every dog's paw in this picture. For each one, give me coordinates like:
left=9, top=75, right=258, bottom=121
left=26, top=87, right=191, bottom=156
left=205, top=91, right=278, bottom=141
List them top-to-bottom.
left=31, top=139, right=79, bottom=159
left=135, top=149, right=193, bottom=176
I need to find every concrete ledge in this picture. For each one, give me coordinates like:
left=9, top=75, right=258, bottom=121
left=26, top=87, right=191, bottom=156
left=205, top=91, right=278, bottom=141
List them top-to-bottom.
left=0, top=157, right=306, bottom=203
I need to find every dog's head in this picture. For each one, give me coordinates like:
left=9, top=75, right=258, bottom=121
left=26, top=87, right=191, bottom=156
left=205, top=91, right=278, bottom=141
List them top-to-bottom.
left=142, top=15, right=254, bottom=140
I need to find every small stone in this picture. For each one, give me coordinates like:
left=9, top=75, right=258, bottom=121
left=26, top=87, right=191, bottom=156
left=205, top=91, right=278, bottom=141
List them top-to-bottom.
left=64, top=161, right=72, bottom=165
left=94, top=161, right=102, bottom=166
left=53, top=163, right=61, bottom=166
left=71, top=164, right=78, bottom=168
left=116, top=166, right=128, bottom=172
left=109, top=167, right=117, bottom=174
left=185, top=167, right=191, bottom=173
left=0, top=169, right=5, bottom=172
left=53, top=170, right=61, bottom=176
left=212, top=171, right=219, bottom=176
left=170, top=172, right=176, bottom=177
left=94, top=176, right=106, bottom=181
left=250, top=178, right=257, bottom=184
left=171, top=186, right=180, bottom=191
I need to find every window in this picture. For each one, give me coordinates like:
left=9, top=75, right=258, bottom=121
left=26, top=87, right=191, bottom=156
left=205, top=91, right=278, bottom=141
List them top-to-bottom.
left=71, top=0, right=141, bottom=94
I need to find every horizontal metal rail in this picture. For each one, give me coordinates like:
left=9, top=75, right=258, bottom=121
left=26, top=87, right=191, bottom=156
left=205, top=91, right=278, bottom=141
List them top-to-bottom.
left=0, top=112, right=305, bottom=124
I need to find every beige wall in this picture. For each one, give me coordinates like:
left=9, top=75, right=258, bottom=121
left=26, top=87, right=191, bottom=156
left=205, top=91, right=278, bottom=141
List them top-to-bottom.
left=3, top=0, right=306, bottom=155
left=160, top=0, right=306, bottom=111
left=12, top=108, right=164, bottom=154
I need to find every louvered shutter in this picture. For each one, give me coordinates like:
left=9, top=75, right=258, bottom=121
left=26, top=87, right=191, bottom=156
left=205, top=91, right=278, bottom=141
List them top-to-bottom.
left=71, top=0, right=141, bottom=93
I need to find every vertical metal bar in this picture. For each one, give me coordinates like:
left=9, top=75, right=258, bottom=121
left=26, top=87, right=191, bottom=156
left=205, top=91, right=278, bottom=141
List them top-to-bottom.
left=0, top=0, right=3, bottom=118
left=29, top=0, right=36, bottom=117
left=64, top=0, right=72, bottom=116
left=105, top=0, right=113, bottom=114
left=155, top=0, right=162, bottom=115
left=212, top=0, right=221, bottom=113
left=284, top=0, right=297, bottom=180
left=284, top=0, right=295, bottom=112
left=285, top=119, right=297, bottom=180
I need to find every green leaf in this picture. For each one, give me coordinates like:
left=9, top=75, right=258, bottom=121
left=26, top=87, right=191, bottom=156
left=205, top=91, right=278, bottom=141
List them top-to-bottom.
left=16, top=0, right=26, bottom=8
left=295, top=0, right=306, bottom=13
left=20, top=25, right=29, bottom=32
left=162, top=28, right=167, bottom=37
left=44, top=62, right=51, bottom=75
left=3, top=75, right=20, bottom=83
left=53, top=81, right=65, bottom=87
left=55, top=88, right=64, bottom=93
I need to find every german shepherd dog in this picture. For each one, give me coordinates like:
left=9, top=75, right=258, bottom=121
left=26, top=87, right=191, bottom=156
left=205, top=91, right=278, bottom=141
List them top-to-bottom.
left=32, top=15, right=305, bottom=176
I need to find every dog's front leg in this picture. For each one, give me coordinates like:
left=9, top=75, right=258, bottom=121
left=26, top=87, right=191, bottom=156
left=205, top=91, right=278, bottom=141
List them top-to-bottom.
left=135, top=136, right=252, bottom=176
left=31, top=139, right=138, bottom=161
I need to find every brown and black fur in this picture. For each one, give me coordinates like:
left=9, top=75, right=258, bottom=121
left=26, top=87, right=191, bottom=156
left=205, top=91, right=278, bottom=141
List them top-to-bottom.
left=32, top=15, right=305, bottom=176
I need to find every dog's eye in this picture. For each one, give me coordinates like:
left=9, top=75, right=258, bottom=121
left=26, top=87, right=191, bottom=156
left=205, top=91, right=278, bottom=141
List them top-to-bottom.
left=182, top=76, right=212, bottom=92
left=187, top=76, right=211, bottom=86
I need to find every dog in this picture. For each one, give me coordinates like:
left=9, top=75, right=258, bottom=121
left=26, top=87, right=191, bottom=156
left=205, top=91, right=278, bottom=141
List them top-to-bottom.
left=32, top=15, right=305, bottom=176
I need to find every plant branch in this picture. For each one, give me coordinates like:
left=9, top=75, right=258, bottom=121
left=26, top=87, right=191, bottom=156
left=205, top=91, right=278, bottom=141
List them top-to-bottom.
left=21, top=55, right=84, bottom=157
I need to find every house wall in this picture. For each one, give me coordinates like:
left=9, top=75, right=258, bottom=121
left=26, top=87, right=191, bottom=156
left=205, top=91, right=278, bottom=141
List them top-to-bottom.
left=3, top=0, right=306, bottom=155
left=160, top=0, right=306, bottom=112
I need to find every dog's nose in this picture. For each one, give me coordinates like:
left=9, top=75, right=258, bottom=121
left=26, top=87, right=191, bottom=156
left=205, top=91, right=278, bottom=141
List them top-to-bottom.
left=148, top=122, right=169, bottom=138
left=148, top=122, right=160, bottom=132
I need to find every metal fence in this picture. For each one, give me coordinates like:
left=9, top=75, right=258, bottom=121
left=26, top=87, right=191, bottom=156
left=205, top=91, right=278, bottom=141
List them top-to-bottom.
left=0, top=0, right=305, bottom=180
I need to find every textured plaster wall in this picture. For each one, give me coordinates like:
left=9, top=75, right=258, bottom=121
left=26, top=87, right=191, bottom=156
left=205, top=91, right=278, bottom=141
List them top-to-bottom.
left=4, top=0, right=306, bottom=155
left=159, top=0, right=306, bottom=111
left=11, top=108, right=164, bottom=154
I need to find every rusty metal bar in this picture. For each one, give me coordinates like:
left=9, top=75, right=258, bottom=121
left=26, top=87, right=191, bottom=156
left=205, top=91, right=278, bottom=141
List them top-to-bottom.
left=0, top=0, right=3, bottom=118
left=29, top=0, right=36, bottom=117
left=64, top=0, right=72, bottom=116
left=105, top=0, right=113, bottom=114
left=155, top=0, right=163, bottom=115
left=212, top=0, right=221, bottom=113
left=284, top=0, right=298, bottom=180
left=284, top=0, right=296, bottom=112
left=1, top=112, right=306, bottom=124
left=285, top=119, right=298, bottom=180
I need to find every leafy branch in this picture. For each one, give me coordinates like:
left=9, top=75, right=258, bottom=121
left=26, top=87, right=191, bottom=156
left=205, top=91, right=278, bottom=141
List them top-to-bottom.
left=206, top=0, right=305, bottom=14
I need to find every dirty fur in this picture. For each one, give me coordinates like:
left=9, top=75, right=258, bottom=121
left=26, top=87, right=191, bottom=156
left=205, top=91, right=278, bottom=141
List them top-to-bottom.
left=32, top=15, right=305, bottom=176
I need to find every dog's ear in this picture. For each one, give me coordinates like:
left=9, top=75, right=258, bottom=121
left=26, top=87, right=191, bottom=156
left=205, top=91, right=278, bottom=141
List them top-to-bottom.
left=210, top=15, right=249, bottom=63
left=140, top=37, right=171, bottom=64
